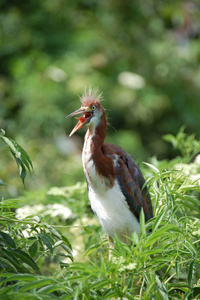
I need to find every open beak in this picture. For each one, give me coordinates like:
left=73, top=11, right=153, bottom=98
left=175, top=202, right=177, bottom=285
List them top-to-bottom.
left=66, top=106, right=93, bottom=137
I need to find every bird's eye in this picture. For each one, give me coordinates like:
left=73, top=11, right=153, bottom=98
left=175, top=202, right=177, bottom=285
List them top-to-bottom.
left=91, top=105, right=96, bottom=111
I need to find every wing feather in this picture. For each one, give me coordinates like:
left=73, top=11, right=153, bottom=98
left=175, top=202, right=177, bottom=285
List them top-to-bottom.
left=102, top=143, right=153, bottom=222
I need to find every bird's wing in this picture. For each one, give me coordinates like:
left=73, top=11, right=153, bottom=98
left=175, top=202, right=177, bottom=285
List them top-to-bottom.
left=102, top=143, right=153, bottom=222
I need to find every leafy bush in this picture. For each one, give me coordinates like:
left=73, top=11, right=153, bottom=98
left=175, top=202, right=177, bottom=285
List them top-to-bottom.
left=0, top=130, right=200, bottom=299
left=0, top=131, right=73, bottom=298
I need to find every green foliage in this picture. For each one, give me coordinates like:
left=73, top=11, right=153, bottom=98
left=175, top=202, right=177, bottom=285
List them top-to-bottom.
left=1, top=0, right=200, bottom=163
left=163, top=126, right=200, bottom=161
left=0, top=129, right=33, bottom=185
left=0, top=131, right=200, bottom=299
left=0, top=134, right=73, bottom=297
left=56, top=164, right=200, bottom=300
left=0, top=197, right=73, bottom=272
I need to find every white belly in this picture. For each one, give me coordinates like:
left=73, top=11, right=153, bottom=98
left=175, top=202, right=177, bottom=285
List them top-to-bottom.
left=82, top=134, right=140, bottom=243
left=88, top=181, right=140, bottom=243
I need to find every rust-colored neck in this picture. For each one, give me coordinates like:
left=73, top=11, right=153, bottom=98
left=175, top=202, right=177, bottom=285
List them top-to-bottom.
left=83, top=111, right=115, bottom=187
left=88, top=111, right=107, bottom=145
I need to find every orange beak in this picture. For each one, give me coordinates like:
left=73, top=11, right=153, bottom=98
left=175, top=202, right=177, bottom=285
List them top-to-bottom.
left=66, top=106, right=93, bottom=137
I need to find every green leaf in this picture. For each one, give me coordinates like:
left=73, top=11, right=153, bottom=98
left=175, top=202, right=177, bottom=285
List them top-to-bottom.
left=0, top=133, right=33, bottom=185
left=163, top=134, right=178, bottom=149
left=143, top=162, right=159, bottom=173
left=178, top=184, right=200, bottom=192
left=0, top=198, right=22, bottom=209
left=140, top=208, right=146, bottom=236
left=152, top=209, right=167, bottom=232
left=83, top=225, right=93, bottom=234
left=145, top=225, right=181, bottom=248
left=48, top=226, right=62, bottom=239
left=48, top=228, right=73, bottom=257
left=0, top=231, right=16, bottom=248
left=131, top=231, right=139, bottom=245
left=39, top=233, right=53, bottom=253
left=61, top=234, right=72, bottom=250
left=114, top=234, right=128, bottom=257
left=29, top=240, right=38, bottom=257
left=183, top=240, right=197, bottom=256
left=83, top=243, right=101, bottom=257
left=60, top=244, right=73, bottom=258
left=0, top=248, right=24, bottom=272
left=10, top=249, right=40, bottom=272
left=0, top=257, right=18, bottom=273
left=188, top=260, right=195, bottom=290
left=2, top=273, right=37, bottom=283
left=155, top=275, right=169, bottom=300
left=19, top=279, right=53, bottom=292
left=90, top=279, right=109, bottom=290
left=37, top=285, right=64, bottom=294
left=103, top=289, right=118, bottom=299
left=183, top=291, right=194, bottom=300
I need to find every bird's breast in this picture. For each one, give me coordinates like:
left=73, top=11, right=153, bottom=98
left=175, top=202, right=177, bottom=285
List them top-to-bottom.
left=82, top=134, right=111, bottom=190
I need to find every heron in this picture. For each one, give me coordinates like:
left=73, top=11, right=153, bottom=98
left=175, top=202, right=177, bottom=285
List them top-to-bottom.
left=67, top=88, right=153, bottom=245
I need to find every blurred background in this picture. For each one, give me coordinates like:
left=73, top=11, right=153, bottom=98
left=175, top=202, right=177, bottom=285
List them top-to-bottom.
left=1, top=0, right=200, bottom=198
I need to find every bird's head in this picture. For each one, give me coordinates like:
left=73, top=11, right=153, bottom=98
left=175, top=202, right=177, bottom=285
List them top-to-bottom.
left=67, top=89, right=105, bottom=137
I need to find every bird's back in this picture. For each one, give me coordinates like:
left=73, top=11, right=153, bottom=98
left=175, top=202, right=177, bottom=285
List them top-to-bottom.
left=102, top=143, right=153, bottom=223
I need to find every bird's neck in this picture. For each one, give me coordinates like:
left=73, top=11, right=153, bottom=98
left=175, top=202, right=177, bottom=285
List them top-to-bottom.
left=85, top=111, right=107, bottom=149
left=82, top=113, right=115, bottom=188
left=84, top=113, right=106, bottom=159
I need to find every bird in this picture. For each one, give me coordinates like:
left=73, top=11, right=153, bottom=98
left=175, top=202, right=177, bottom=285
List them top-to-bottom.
left=67, top=88, right=153, bottom=245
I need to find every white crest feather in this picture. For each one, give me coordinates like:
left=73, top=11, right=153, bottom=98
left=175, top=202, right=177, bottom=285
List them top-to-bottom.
left=80, top=87, right=103, bottom=103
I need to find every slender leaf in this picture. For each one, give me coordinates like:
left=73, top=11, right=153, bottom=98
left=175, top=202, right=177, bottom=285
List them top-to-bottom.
left=0, top=132, right=33, bottom=184
left=143, top=162, right=160, bottom=173
left=140, top=208, right=146, bottom=236
left=152, top=209, right=167, bottom=232
left=145, top=225, right=181, bottom=248
left=0, top=231, right=16, bottom=248
left=39, top=233, right=53, bottom=253
left=61, top=234, right=72, bottom=250
left=29, top=241, right=38, bottom=257
left=84, top=243, right=101, bottom=257
left=0, top=248, right=24, bottom=272
left=10, top=249, right=40, bottom=272
left=0, top=257, right=18, bottom=273
left=188, top=260, right=196, bottom=290
left=2, top=274, right=37, bottom=283
left=19, top=279, right=54, bottom=292
left=90, top=279, right=109, bottom=290
left=37, top=285, right=64, bottom=294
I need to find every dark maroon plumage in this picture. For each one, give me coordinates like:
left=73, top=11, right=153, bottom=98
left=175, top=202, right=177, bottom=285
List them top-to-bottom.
left=102, top=143, right=153, bottom=222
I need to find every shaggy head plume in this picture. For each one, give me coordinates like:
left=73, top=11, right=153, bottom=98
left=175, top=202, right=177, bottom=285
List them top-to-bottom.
left=80, top=87, right=103, bottom=103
